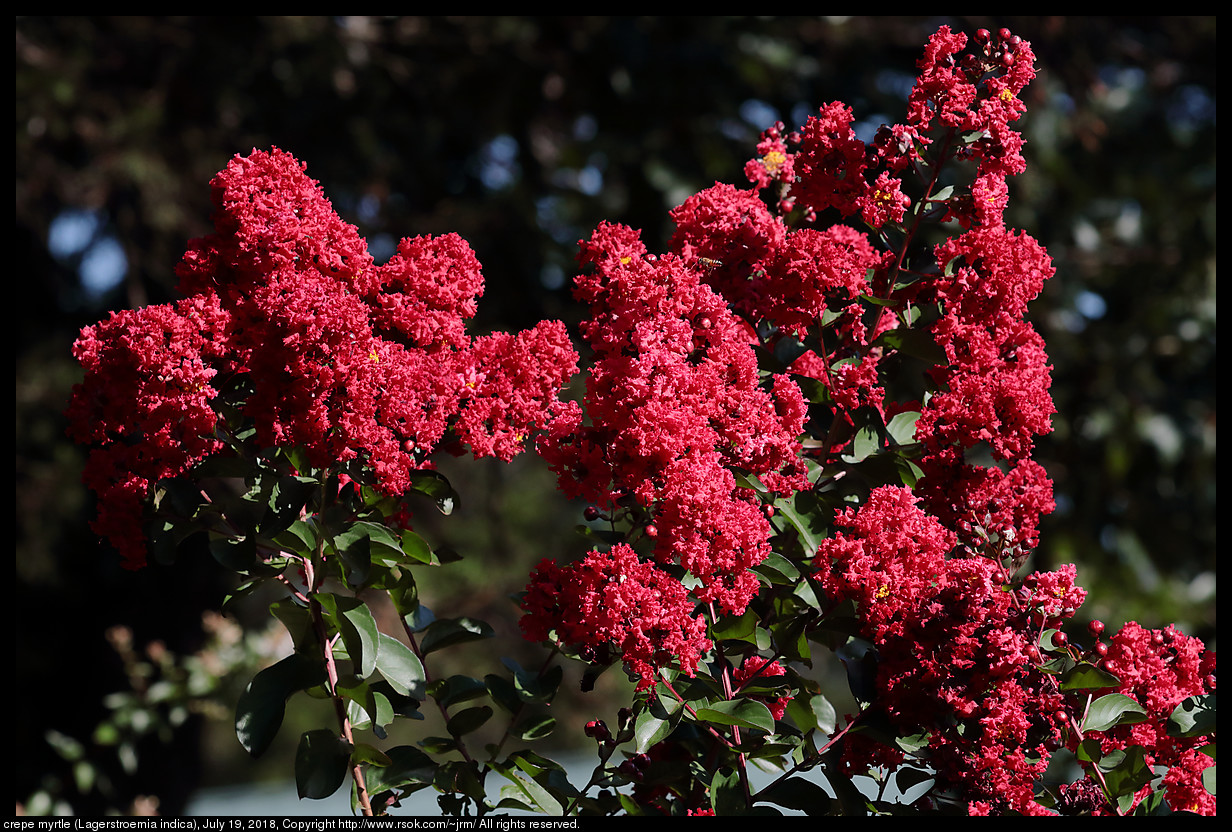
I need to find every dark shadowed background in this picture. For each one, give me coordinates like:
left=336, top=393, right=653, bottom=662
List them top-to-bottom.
left=16, top=16, right=1214, bottom=815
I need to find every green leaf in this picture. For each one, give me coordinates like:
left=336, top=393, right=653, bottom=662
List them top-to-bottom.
left=874, top=325, right=946, bottom=364
left=753, top=345, right=787, bottom=374
left=790, top=373, right=831, bottom=405
left=885, top=411, right=920, bottom=447
left=845, top=424, right=881, bottom=462
left=407, top=471, right=460, bottom=515
left=268, top=474, right=316, bottom=520
left=775, top=496, right=824, bottom=558
left=273, top=519, right=319, bottom=557
left=356, top=521, right=405, bottom=558
left=331, top=522, right=407, bottom=583
left=399, top=529, right=437, bottom=565
left=209, top=533, right=257, bottom=572
left=337, top=535, right=372, bottom=587
left=752, top=551, right=800, bottom=584
left=387, top=570, right=420, bottom=618
left=317, top=593, right=379, bottom=678
left=270, top=600, right=317, bottom=655
left=405, top=604, right=436, bottom=633
left=711, top=609, right=758, bottom=643
left=771, top=616, right=811, bottom=663
left=419, top=617, right=494, bottom=655
left=376, top=632, right=425, bottom=699
left=838, top=640, right=879, bottom=707
left=235, top=654, right=327, bottom=757
left=501, top=657, right=562, bottom=704
left=1060, top=662, right=1122, bottom=691
left=337, top=670, right=370, bottom=704
left=485, top=674, right=521, bottom=714
left=429, top=675, right=490, bottom=710
left=337, top=676, right=390, bottom=735
left=1082, top=693, right=1149, bottom=733
left=1168, top=693, right=1216, bottom=739
left=807, top=694, right=837, bottom=734
left=635, top=699, right=682, bottom=753
left=695, top=699, right=775, bottom=734
left=446, top=706, right=493, bottom=737
left=512, top=715, right=556, bottom=741
left=45, top=729, right=85, bottom=761
left=294, top=729, right=353, bottom=800
left=894, top=731, right=931, bottom=754
left=421, top=736, right=458, bottom=755
left=1075, top=737, right=1103, bottom=764
left=351, top=743, right=392, bottom=768
left=362, top=745, right=436, bottom=795
left=1101, top=745, right=1153, bottom=800
left=824, top=756, right=873, bottom=816
left=434, top=760, right=486, bottom=802
left=494, top=766, right=563, bottom=816
left=895, top=766, right=934, bottom=793
left=711, top=767, right=744, bottom=816
left=757, top=776, right=832, bottom=815
left=1130, top=789, right=1169, bottom=816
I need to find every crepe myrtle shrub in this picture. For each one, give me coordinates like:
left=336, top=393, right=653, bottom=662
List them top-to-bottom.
left=68, top=25, right=1214, bottom=817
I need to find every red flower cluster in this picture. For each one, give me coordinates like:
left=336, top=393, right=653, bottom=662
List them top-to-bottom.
left=907, top=26, right=1036, bottom=180
left=893, top=28, right=1058, bottom=567
left=794, top=102, right=913, bottom=229
left=68, top=148, right=578, bottom=567
left=668, top=182, right=785, bottom=320
left=671, top=185, right=893, bottom=417
left=537, top=221, right=807, bottom=618
left=920, top=229, right=1056, bottom=463
left=66, top=294, right=231, bottom=567
left=815, top=487, right=955, bottom=641
left=817, top=492, right=1093, bottom=814
left=520, top=545, right=711, bottom=691
left=1086, top=622, right=1217, bottom=814
left=733, top=655, right=790, bottom=721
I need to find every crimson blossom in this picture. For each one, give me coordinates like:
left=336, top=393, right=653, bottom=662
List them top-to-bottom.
left=68, top=147, right=578, bottom=568
left=524, top=217, right=811, bottom=686
left=536, top=221, right=807, bottom=617
left=520, top=545, right=711, bottom=692
left=1083, top=622, right=1217, bottom=815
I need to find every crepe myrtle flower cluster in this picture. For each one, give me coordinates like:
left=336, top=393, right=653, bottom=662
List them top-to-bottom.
left=66, top=23, right=1215, bottom=819
left=523, top=24, right=1214, bottom=816
left=744, top=26, right=1058, bottom=560
left=68, top=148, right=578, bottom=568
left=522, top=212, right=816, bottom=688
left=534, top=221, right=809, bottom=622
left=817, top=488, right=1216, bottom=815
left=816, top=489, right=1084, bottom=814
left=520, top=545, right=711, bottom=692
left=1078, top=622, right=1218, bottom=815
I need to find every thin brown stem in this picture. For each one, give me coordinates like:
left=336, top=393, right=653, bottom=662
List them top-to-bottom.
left=308, top=472, right=374, bottom=816
left=311, top=597, right=374, bottom=816
left=709, top=602, right=752, bottom=809
left=656, top=674, right=738, bottom=751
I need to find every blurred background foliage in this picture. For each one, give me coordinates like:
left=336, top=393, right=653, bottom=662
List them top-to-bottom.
left=15, top=16, right=1214, bottom=815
